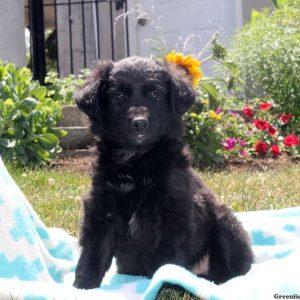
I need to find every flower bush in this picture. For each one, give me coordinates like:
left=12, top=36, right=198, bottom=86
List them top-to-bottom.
left=164, top=46, right=239, bottom=166
left=164, top=49, right=297, bottom=166
left=185, top=97, right=300, bottom=167
left=220, top=99, right=300, bottom=159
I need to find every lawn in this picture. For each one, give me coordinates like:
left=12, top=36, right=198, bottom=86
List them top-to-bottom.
left=5, top=161, right=300, bottom=300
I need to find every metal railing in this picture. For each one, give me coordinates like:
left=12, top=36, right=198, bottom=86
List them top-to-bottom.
left=25, top=0, right=130, bottom=83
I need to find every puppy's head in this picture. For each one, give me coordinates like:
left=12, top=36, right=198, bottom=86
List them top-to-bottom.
left=76, top=56, right=196, bottom=148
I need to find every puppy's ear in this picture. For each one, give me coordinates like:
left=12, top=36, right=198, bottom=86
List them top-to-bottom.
left=75, top=61, right=113, bottom=117
left=168, top=66, right=196, bottom=115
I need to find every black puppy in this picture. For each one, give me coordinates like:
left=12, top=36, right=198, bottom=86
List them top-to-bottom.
left=73, top=57, right=253, bottom=289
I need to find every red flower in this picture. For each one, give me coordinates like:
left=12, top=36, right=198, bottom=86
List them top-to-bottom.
left=259, top=103, right=272, bottom=110
left=242, top=107, right=254, bottom=118
left=280, top=113, right=293, bottom=124
left=254, top=119, right=270, bottom=131
left=268, top=125, right=277, bottom=136
left=283, top=134, right=299, bottom=147
left=255, top=140, right=268, bottom=155
left=271, top=144, right=281, bottom=157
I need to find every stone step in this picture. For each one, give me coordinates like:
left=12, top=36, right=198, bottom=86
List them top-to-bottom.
left=58, top=105, right=90, bottom=127
left=57, top=126, right=94, bottom=150
left=56, top=148, right=95, bottom=159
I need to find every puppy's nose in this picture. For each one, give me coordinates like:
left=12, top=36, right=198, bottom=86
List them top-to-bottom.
left=132, top=118, right=149, bottom=131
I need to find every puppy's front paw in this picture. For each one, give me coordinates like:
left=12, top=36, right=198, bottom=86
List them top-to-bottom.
left=73, top=277, right=100, bottom=290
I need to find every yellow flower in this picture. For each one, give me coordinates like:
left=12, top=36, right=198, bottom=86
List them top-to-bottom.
left=165, top=51, right=203, bottom=87
left=201, top=98, right=209, bottom=105
left=208, top=111, right=221, bottom=120
left=190, top=112, right=198, bottom=118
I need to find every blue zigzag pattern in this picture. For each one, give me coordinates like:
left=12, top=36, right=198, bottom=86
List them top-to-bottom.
left=9, top=208, right=35, bottom=245
left=0, top=254, right=43, bottom=281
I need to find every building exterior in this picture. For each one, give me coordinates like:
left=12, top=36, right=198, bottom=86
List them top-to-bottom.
left=0, top=0, right=271, bottom=77
left=0, top=0, right=26, bottom=67
left=128, top=0, right=272, bottom=57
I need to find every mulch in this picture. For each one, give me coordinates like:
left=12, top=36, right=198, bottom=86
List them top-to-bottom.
left=51, top=151, right=299, bottom=174
left=51, top=155, right=96, bottom=175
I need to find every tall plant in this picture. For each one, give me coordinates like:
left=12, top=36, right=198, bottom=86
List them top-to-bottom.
left=225, top=1, right=300, bottom=115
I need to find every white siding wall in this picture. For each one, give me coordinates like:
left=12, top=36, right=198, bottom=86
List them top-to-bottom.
left=0, top=0, right=26, bottom=66
left=127, top=0, right=272, bottom=58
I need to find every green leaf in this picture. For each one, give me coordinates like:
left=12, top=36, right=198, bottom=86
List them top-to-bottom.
left=272, top=0, right=289, bottom=8
left=250, top=9, right=265, bottom=25
left=223, top=62, right=240, bottom=78
left=5, top=63, right=17, bottom=75
left=0, top=66, right=5, bottom=79
left=19, top=67, right=32, bottom=83
left=201, top=82, right=219, bottom=110
left=32, top=86, right=47, bottom=100
left=12, top=92, right=20, bottom=103
left=19, top=97, right=38, bottom=114
left=3, top=98, right=15, bottom=109
left=11, top=110, right=21, bottom=121
left=5, top=123, right=25, bottom=139
left=10, top=123, right=25, bottom=139
left=49, top=128, right=67, bottom=138
left=38, top=133, right=59, bottom=149
left=27, top=143, right=51, bottom=161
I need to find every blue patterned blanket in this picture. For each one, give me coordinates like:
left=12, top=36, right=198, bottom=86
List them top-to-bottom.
left=0, top=156, right=299, bottom=300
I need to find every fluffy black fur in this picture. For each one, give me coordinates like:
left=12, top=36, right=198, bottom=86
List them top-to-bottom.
left=73, top=57, right=253, bottom=289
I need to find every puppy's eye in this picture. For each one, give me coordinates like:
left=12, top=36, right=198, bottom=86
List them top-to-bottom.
left=149, top=90, right=160, bottom=101
left=115, top=92, right=127, bottom=104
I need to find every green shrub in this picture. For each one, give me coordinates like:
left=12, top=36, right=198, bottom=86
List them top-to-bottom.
left=226, top=2, right=300, bottom=115
left=0, top=61, right=66, bottom=165
left=45, top=70, right=90, bottom=105
left=185, top=101, right=225, bottom=167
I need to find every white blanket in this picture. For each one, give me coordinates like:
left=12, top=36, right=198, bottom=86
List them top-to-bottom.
left=0, top=157, right=299, bottom=300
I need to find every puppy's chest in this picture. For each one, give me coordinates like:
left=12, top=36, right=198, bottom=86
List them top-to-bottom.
left=104, top=173, right=160, bottom=220
left=104, top=173, right=162, bottom=249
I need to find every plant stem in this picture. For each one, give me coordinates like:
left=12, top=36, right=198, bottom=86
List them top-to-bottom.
left=201, top=55, right=213, bottom=65
left=200, top=78, right=227, bottom=83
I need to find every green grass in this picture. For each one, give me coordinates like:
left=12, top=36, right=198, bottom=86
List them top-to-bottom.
left=5, top=162, right=300, bottom=300
left=6, top=163, right=90, bottom=236
left=199, top=165, right=300, bottom=211
left=156, top=283, right=202, bottom=300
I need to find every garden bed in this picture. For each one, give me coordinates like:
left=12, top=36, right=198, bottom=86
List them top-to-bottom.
left=52, top=151, right=299, bottom=175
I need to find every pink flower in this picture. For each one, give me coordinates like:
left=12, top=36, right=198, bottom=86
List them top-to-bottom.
left=259, top=103, right=272, bottom=110
left=215, top=107, right=222, bottom=114
left=242, top=107, right=254, bottom=118
left=280, top=113, right=293, bottom=124
left=254, top=119, right=270, bottom=131
left=268, top=126, right=277, bottom=136
left=283, top=134, right=299, bottom=147
left=223, top=138, right=236, bottom=150
left=237, top=139, right=247, bottom=147
left=255, top=140, right=268, bottom=155
left=271, top=144, right=281, bottom=157
left=239, top=151, right=248, bottom=157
